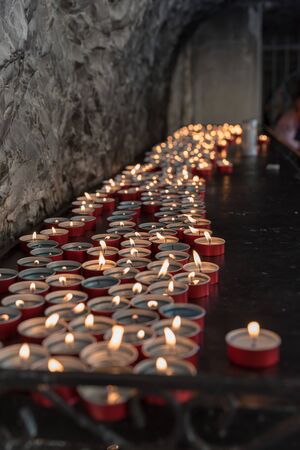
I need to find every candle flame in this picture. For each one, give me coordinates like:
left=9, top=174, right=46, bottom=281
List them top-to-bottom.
left=84, top=192, right=92, bottom=200
left=80, top=205, right=86, bottom=212
left=187, top=215, right=197, bottom=224
left=70, top=221, right=73, bottom=227
left=120, top=221, right=124, bottom=227
left=189, top=226, right=199, bottom=234
left=51, top=227, right=57, bottom=234
left=204, top=231, right=212, bottom=244
left=32, top=232, right=37, bottom=240
left=135, top=232, right=141, bottom=238
left=156, top=232, right=165, bottom=241
left=129, top=238, right=135, bottom=247
left=99, top=240, right=107, bottom=250
left=130, top=247, right=138, bottom=256
left=193, top=250, right=202, bottom=270
left=98, top=252, right=106, bottom=268
left=158, top=258, right=169, bottom=277
left=34, top=259, right=40, bottom=265
left=126, top=259, right=132, bottom=265
left=123, top=267, right=130, bottom=275
left=188, top=271, right=195, bottom=283
left=59, top=276, right=67, bottom=286
left=167, top=280, right=174, bottom=293
left=30, top=282, right=36, bottom=293
left=132, top=282, right=143, bottom=294
left=63, top=293, right=73, bottom=302
left=112, top=295, right=121, bottom=306
left=16, top=299, right=25, bottom=308
left=147, top=300, right=158, bottom=309
left=73, top=302, right=85, bottom=314
left=45, top=313, right=59, bottom=329
left=84, top=313, right=94, bottom=329
left=0, top=314, right=9, bottom=321
left=172, top=315, right=181, bottom=330
left=247, top=321, right=260, bottom=338
left=108, top=325, right=124, bottom=351
left=164, top=327, right=176, bottom=346
left=137, top=329, right=145, bottom=339
left=65, top=333, right=74, bottom=345
left=19, top=343, right=30, bottom=361
left=156, top=357, right=168, bottom=372
left=48, top=358, right=64, bottom=372
left=107, top=385, right=121, bottom=404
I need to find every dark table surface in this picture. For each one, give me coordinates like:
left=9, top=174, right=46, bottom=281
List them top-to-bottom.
left=0, top=145, right=299, bottom=449
left=0, top=146, right=299, bottom=386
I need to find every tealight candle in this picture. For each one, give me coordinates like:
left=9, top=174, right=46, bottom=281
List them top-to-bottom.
left=216, top=159, right=233, bottom=174
left=94, top=197, right=116, bottom=213
left=142, top=200, right=161, bottom=215
left=71, top=205, right=95, bottom=216
left=70, top=215, right=97, bottom=231
left=44, top=217, right=68, bottom=228
left=182, top=217, right=211, bottom=229
left=109, top=220, right=136, bottom=229
left=58, top=221, right=85, bottom=237
left=138, top=222, right=161, bottom=231
left=106, top=226, right=135, bottom=236
left=40, top=227, right=69, bottom=245
left=183, top=227, right=212, bottom=246
left=124, top=231, right=150, bottom=240
left=19, top=232, right=49, bottom=252
left=194, top=232, right=225, bottom=256
left=91, top=233, right=122, bottom=248
left=149, top=233, right=179, bottom=253
left=27, top=239, right=58, bottom=251
left=120, top=239, right=152, bottom=250
left=61, top=242, right=92, bottom=263
left=158, top=242, right=191, bottom=254
left=86, top=245, right=119, bottom=262
left=30, top=247, right=64, bottom=261
left=118, top=247, right=151, bottom=259
left=155, top=250, right=189, bottom=265
left=183, top=252, right=220, bottom=284
left=17, top=256, right=51, bottom=270
left=81, top=256, right=116, bottom=278
left=116, top=257, right=151, bottom=271
left=147, top=259, right=183, bottom=276
left=47, top=260, right=81, bottom=275
left=18, top=267, right=54, bottom=282
left=103, top=267, right=139, bottom=284
left=0, top=268, right=18, bottom=293
left=134, top=270, right=172, bottom=286
left=174, top=271, right=210, bottom=298
left=46, top=274, right=84, bottom=291
left=81, top=276, right=120, bottom=298
left=148, top=280, right=188, bottom=303
left=9, top=281, right=49, bottom=296
left=108, top=282, right=147, bottom=300
left=45, top=290, right=88, bottom=305
left=131, top=293, right=174, bottom=313
left=2, top=294, right=45, bottom=319
left=87, top=296, right=130, bottom=316
left=45, top=302, right=88, bottom=322
left=159, top=303, right=206, bottom=328
left=0, top=306, right=21, bottom=339
left=112, top=308, right=159, bottom=326
left=69, top=314, right=115, bottom=341
left=18, top=315, right=66, bottom=343
left=152, top=316, right=201, bottom=343
left=226, top=322, right=281, bottom=368
left=104, top=324, right=154, bottom=356
left=80, top=325, right=138, bottom=368
left=142, top=327, right=199, bottom=365
left=43, top=332, right=96, bottom=356
left=0, top=343, right=49, bottom=369
left=31, top=356, right=87, bottom=407
left=134, top=357, right=196, bottom=403
left=78, top=369, right=135, bottom=422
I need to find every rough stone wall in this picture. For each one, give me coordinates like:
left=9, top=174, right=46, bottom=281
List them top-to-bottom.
left=0, top=0, right=222, bottom=249
left=0, top=0, right=221, bottom=250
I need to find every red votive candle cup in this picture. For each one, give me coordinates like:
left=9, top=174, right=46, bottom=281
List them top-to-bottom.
left=194, top=237, right=225, bottom=256
left=61, top=242, right=92, bottom=263
left=0, top=269, right=18, bottom=293
left=81, top=276, right=120, bottom=298
left=2, top=294, right=45, bottom=320
left=159, top=303, right=206, bottom=329
left=0, top=306, right=22, bottom=340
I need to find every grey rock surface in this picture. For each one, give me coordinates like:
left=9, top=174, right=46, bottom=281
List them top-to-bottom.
left=0, top=0, right=222, bottom=249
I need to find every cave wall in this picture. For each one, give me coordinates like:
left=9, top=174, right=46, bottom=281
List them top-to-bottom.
left=0, top=0, right=223, bottom=249
left=167, top=5, right=262, bottom=132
